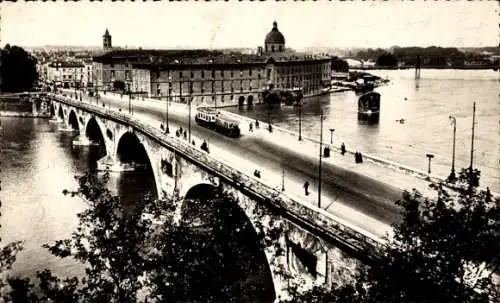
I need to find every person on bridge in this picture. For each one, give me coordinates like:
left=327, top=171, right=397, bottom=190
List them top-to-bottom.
left=255, top=120, right=260, bottom=129
left=249, top=122, right=253, bottom=132
left=183, top=131, right=187, bottom=140
left=192, top=140, right=196, bottom=146
left=201, top=140, right=209, bottom=153
left=341, top=143, right=346, bottom=155
left=303, top=181, right=310, bottom=196
left=486, top=187, right=492, bottom=202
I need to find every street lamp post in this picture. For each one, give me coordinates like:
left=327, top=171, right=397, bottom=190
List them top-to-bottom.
left=188, top=82, right=192, bottom=142
left=127, top=83, right=132, bottom=115
left=298, top=103, right=302, bottom=141
left=318, top=111, right=324, bottom=208
left=267, top=112, right=272, bottom=132
left=448, top=115, right=456, bottom=182
left=329, top=128, right=335, bottom=145
left=426, top=153, right=434, bottom=174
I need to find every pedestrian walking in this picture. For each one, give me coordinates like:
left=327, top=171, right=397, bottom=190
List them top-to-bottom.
left=255, top=120, right=260, bottom=129
left=249, top=122, right=253, bottom=132
left=183, top=131, right=187, bottom=140
left=192, top=140, right=196, bottom=146
left=341, top=143, right=346, bottom=155
left=303, top=181, right=310, bottom=196
left=486, top=187, right=492, bottom=202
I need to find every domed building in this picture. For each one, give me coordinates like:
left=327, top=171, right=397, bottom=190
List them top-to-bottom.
left=93, top=21, right=332, bottom=106
left=265, top=21, right=285, bottom=53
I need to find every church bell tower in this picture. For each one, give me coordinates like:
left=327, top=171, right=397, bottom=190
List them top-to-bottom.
left=103, top=29, right=112, bottom=50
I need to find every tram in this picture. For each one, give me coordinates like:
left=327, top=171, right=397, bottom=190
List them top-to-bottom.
left=195, top=107, right=241, bottom=138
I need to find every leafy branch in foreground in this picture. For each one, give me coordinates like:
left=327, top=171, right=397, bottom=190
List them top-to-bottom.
left=285, top=167, right=500, bottom=302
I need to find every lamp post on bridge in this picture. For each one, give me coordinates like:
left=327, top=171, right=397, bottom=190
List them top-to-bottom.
left=165, top=77, right=172, bottom=134
left=188, top=81, right=193, bottom=142
left=298, top=102, right=302, bottom=141
left=318, top=110, right=325, bottom=209
left=448, top=115, right=457, bottom=182
left=329, top=128, right=335, bottom=145
left=426, top=153, right=434, bottom=174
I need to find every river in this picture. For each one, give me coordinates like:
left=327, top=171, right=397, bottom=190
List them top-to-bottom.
left=226, top=69, right=500, bottom=192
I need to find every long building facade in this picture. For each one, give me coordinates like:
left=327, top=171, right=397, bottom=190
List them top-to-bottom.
left=92, top=23, right=331, bottom=106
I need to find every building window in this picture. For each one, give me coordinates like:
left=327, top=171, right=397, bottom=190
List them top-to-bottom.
left=249, top=69, right=252, bottom=76
left=201, top=70, right=204, bottom=78
left=212, top=70, right=215, bottom=78
left=221, top=70, right=224, bottom=77
left=230, top=70, right=234, bottom=77
left=240, top=70, right=243, bottom=77
left=179, top=71, right=183, bottom=78
left=191, top=71, right=194, bottom=78
left=249, top=86, right=252, bottom=91
left=230, top=95, right=233, bottom=100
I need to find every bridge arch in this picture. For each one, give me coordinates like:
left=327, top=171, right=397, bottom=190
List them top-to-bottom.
left=67, top=110, right=79, bottom=131
left=85, top=116, right=106, bottom=146
left=115, top=131, right=158, bottom=199
left=180, top=183, right=276, bottom=302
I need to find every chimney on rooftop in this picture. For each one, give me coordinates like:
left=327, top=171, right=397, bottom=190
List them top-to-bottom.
left=257, top=46, right=263, bottom=56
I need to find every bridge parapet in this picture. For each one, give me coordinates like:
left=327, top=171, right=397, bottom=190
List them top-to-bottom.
left=50, top=93, right=386, bottom=263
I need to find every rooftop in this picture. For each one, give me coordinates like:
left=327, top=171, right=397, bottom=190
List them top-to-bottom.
left=94, top=49, right=332, bottom=69
left=48, top=61, right=85, bottom=68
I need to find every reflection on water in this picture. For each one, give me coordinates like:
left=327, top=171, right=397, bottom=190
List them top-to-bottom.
left=227, top=69, right=500, bottom=192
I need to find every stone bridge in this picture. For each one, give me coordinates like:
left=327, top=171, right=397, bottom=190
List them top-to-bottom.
left=50, top=93, right=384, bottom=301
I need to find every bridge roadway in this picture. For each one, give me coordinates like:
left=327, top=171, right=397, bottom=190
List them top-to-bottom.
left=59, top=90, right=438, bottom=238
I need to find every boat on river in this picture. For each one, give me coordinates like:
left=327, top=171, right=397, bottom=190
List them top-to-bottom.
left=358, top=92, right=380, bottom=117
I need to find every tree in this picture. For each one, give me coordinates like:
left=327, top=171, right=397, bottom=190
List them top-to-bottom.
left=1, top=45, right=38, bottom=92
left=376, top=53, right=398, bottom=67
left=331, top=56, right=349, bottom=73
left=285, top=168, right=500, bottom=302
left=4, top=172, right=281, bottom=302
left=4, top=172, right=165, bottom=302
left=0, top=200, right=25, bottom=301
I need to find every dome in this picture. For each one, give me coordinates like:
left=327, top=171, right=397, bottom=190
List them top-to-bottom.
left=265, top=21, right=285, bottom=44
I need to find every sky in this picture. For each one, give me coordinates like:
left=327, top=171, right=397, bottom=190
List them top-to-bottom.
left=2, top=1, right=499, bottom=50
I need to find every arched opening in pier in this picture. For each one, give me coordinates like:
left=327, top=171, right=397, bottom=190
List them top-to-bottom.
left=247, top=95, right=254, bottom=107
left=238, top=96, right=245, bottom=107
left=57, top=106, right=64, bottom=120
left=68, top=111, right=79, bottom=132
left=115, top=132, right=157, bottom=201
left=173, top=184, right=275, bottom=303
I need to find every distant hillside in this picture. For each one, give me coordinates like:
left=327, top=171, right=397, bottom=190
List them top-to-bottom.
left=458, top=46, right=500, bottom=54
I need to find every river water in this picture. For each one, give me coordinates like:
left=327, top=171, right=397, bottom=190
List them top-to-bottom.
left=227, top=69, right=500, bottom=192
